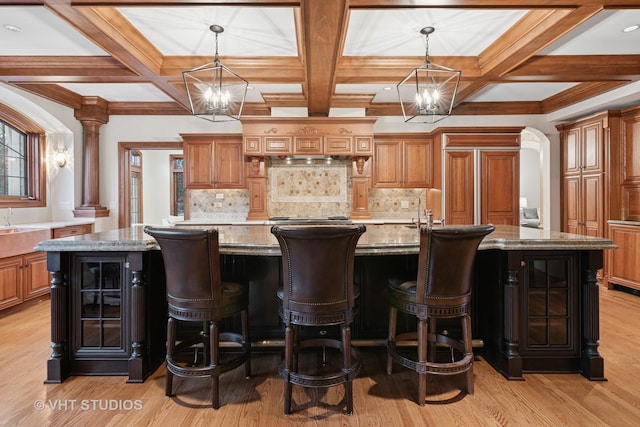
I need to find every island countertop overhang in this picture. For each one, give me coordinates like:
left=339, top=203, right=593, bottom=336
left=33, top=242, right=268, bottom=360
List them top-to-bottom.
left=35, top=224, right=616, bottom=255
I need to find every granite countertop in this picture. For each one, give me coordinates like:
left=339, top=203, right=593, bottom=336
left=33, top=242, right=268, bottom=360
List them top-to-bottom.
left=35, top=224, right=616, bottom=255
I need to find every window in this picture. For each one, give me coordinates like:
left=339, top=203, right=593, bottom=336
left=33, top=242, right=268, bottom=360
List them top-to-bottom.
left=0, top=103, right=45, bottom=208
left=130, top=150, right=142, bottom=224
left=170, top=155, right=184, bottom=216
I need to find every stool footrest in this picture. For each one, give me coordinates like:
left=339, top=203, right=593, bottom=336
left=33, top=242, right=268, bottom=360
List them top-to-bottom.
left=167, top=332, right=250, bottom=378
left=387, top=333, right=473, bottom=375
left=279, top=338, right=361, bottom=387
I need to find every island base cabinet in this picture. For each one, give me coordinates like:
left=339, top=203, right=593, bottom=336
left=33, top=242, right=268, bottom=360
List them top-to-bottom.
left=476, top=249, right=605, bottom=381
left=45, top=251, right=166, bottom=383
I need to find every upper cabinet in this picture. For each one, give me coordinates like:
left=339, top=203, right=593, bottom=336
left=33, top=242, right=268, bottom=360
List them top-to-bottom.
left=621, top=106, right=640, bottom=221
left=557, top=111, right=622, bottom=237
left=181, top=134, right=245, bottom=189
left=372, top=136, right=434, bottom=188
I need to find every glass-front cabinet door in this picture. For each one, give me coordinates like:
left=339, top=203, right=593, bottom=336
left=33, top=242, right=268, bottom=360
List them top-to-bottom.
left=521, top=253, right=579, bottom=359
left=71, top=254, right=128, bottom=359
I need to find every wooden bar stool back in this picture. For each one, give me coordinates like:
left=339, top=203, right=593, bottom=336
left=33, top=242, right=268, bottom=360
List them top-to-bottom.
left=271, top=224, right=366, bottom=415
left=387, top=224, right=494, bottom=405
left=144, top=227, right=250, bottom=409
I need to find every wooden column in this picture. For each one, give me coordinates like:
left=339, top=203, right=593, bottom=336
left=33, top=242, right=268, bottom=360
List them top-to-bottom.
left=73, top=97, right=109, bottom=218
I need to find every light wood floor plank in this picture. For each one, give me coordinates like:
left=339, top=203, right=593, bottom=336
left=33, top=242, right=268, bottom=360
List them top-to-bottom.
left=1, top=286, right=639, bottom=426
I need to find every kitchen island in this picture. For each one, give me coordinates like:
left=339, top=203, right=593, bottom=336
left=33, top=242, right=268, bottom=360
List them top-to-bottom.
left=36, top=224, right=615, bottom=383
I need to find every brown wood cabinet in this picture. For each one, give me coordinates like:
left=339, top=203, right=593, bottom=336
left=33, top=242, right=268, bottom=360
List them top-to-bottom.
left=621, top=106, right=640, bottom=221
left=603, top=107, right=640, bottom=290
left=558, top=111, right=622, bottom=238
left=560, top=120, right=605, bottom=236
left=442, top=130, right=521, bottom=225
left=182, top=134, right=245, bottom=189
left=373, top=136, right=434, bottom=188
left=445, top=150, right=475, bottom=224
left=607, top=222, right=640, bottom=291
left=52, top=223, right=93, bottom=238
left=1, top=224, right=93, bottom=312
left=0, top=251, right=49, bottom=311
left=22, top=251, right=49, bottom=300
left=0, top=255, right=23, bottom=310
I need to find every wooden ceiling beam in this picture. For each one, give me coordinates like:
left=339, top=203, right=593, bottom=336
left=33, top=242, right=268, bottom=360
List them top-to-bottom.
left=300, top=0, right=348, bottom=116
left=456, top=6, right=602, bottom=103
left=506, top=55, right=640, bottom=81
left=12, top=83, right=84, bottom=109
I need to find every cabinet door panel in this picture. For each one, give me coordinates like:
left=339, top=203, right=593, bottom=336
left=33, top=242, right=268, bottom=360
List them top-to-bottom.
left=582, top=122, right=602, bottom=173
left=563, top=128, right=581, bottom=174
left=243, top=136, right=261, bottom=155
left=264, top=136, right=293, bottom=155
left=294, top=136, right=322, bottom=155
left=324, top=136, right=352, bottom=155
left=354, top=136, right=372, bottom=155
left=214, top=140, right=245, bottom=188
left=404, top=140, right=433, bottom=187
left=184, top=141, right=213, bottom=189
left=373, top=141, right=401, bottom=187
left=445, top=151, right=474, bottom=225
left=481, top=151, right=519, bottom=225
left=582, top=174, right=603, bottom=237
left=563, top=176, right=581, bottom=235
left=609, top=224, right=640, bottom=290
left=23, top=252, right=49, bottom=300
left=0, top=256, right=22, bottom=310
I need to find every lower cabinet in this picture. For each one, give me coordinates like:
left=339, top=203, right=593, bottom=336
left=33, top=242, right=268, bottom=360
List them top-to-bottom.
left=607, top=222, right=640, bottom=291
left=0, top=224, right=93, bottom=313
left=0, top=251, right=49, bottom=311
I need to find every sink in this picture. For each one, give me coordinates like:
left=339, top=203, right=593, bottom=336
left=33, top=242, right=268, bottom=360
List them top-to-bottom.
left=0, top=227, right=51, bottom=258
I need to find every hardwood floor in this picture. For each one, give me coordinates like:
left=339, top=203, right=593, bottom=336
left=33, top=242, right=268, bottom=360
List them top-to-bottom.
left=2, top=285, right=640, bottom=426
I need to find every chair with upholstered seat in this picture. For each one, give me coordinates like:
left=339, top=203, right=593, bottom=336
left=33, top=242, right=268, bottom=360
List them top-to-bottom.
left=271, top=224, right=366, bottom=416
left=386, top=224, right=494, bottom=405
left=144, top=227, right=251, bottom=409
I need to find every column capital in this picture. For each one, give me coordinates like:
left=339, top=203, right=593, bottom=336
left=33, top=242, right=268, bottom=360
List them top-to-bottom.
left=74, top=96, right=109, bottom=124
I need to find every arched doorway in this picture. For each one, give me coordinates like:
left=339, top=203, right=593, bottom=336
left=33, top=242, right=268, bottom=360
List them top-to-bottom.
left=520, top=127, right=551, bottom=230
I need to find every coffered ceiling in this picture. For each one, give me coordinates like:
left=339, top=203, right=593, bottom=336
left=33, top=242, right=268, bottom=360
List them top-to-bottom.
left=1, top=1, right=640, bottom=122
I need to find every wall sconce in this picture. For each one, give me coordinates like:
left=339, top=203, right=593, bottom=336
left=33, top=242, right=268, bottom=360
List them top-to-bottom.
left=53, top=149, right=68, bottom=168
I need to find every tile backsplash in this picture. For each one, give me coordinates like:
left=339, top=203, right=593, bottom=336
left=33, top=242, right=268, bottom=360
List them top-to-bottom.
left=268, top=158, right=351, bottom=218
left=189, top=159, right=441, bottom=220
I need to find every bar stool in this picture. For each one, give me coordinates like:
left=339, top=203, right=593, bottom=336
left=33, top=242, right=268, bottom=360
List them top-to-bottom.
left=271, top=224, right=366, bottom=415
left=386, top=224, right=494, bottom=405
left=144, top=227, right=250, bottom=409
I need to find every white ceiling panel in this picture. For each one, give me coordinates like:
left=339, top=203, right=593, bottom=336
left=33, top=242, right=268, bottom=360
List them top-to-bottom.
left=0, top=6, right=105, bottom=56
left=118, top=7, right=298, bottom=56
left=344, top=9, right=527, bottom=56
left=540, top=10, right=640, bottom=55
left=469, top=83, right=578, bottom=102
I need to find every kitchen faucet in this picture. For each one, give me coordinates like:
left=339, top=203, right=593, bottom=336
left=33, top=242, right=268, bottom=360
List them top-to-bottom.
left=3, top=207, right=12, bottom=227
